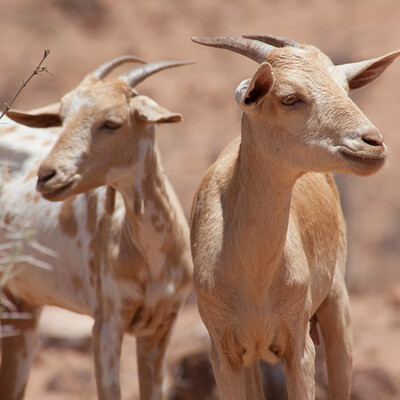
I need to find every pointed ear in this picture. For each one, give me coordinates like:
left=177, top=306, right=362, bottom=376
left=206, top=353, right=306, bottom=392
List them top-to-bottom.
left=338, top=50, right=400, bottom=90
left=236, top=62, right=273, bottom=109
left=131, top=95, right=182, bottom=124
left=6, top=102, right=62, bottom=128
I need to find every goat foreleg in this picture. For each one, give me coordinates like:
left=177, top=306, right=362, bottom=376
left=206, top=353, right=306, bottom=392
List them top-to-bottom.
left=317, top=277, right=353, bottom=400
left=136, top=312, right=177, bottom=400
left=92, top=316, right=123, bottom=400
left=284, top=324, right=316, bottom=400
left=209, top=336, right=247, bottom=400
left=244, top=359, right=264, bottom=399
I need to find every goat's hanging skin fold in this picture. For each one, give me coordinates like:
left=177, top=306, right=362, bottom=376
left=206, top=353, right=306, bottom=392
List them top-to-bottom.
left=105, top=186, right=116, bottom=215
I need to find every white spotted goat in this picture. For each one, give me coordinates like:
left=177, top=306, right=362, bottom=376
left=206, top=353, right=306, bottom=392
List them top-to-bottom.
left=0, top=56, right=193, bottom=400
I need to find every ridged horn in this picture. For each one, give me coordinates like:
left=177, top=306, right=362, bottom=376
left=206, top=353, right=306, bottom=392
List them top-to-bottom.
left=243, top=34, right=299, bottom=48
left=191, top=36, right=275, bottom=64
left=93, top=55, right=146, bottom=80
left=120, top=60, right=194, bottom=88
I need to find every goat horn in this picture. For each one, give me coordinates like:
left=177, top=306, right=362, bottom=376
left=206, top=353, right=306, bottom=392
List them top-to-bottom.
left=243, top=34, right=299, bottom=48
left=191, top=36, right=275, bottom=64
left=93, top=55, right=146, bottom=80
left=120, top=60, right=194, bottom=88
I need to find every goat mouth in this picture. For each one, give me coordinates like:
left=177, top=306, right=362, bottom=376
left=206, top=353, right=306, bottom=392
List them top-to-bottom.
left=340, top=150, right=386, bottom=167
left=38, top=181, right=75, bottom=201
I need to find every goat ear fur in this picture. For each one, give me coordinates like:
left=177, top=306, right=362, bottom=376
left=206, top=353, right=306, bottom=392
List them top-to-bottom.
left=338, top=50, right=400, bottom=90
left=237, top=62, right=274, bottom=109
left=131, top=95, right=182, bottom=124
left=6, top=102, right=62, bottom=128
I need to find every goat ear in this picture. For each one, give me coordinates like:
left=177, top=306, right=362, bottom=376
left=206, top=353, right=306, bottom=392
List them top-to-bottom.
left=338, top=50, right=400, bottom=90
left=237, top=62, right=273, bottom=109
left=131, top=95, right=182, bottom=124
left=6, top=102, right=62, bottom=128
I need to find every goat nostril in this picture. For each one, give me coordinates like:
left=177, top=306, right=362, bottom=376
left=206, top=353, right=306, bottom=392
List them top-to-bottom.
left=361, top=134, right=383, bottom=147
left=37, top=168, right=57, bottom=184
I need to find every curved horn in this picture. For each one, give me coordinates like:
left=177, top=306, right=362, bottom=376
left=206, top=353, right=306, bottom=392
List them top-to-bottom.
left=243, top=34, right=299, bottom=48
left=191, top=36, right=275, bottom=64
left=93, top=55, right=146, bottom=80
left=120, top=60, right=194, bottom=88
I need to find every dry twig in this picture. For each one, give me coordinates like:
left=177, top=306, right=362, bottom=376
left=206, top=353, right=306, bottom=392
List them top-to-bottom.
left=0, top=49, right=51, bottom=121
left=0, top=49, right=53, bottom=336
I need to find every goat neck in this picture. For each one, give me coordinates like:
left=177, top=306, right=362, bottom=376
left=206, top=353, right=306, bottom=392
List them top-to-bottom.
left=227, top=116, right=297, bottom=284
left=114, top=132, right=185, bottom=276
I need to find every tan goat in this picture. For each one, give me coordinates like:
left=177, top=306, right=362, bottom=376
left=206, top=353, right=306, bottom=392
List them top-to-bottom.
left=190, top=35, right=400, bottom=399
left=0, top=57, right=193, bottom=399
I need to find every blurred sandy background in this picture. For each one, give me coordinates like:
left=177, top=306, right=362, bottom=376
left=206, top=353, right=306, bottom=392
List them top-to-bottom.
left=1, top=0, right=400, bottom=399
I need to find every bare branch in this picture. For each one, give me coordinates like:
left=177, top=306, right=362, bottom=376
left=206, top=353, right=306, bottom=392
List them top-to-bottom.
left=0, top=49, right=51, bottom=121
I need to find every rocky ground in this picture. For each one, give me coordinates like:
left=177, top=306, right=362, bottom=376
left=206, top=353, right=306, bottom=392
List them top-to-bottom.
left=20, top=289, right=400, bottom=399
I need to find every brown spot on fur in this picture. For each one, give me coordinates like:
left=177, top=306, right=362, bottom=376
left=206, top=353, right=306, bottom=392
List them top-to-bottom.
left=0, top=125, right=17, bottom=135
left=49, top=128, right=59, bottom=135
left=22, top=135, right=35, bottom=141
left=41, top=140, right=53, bottom=147
left=1, top=162, right=10, bottom=182
left=24, top=168, right=37, bottom=182
left=105, top=186, right=116, bottom=215
left=24, top=192, right=32, bottom=202
left=85, top=192, right=98, bottom=235
left=33, top=193, right=41, bottom=203
left=58, top=196, right=78, bottom=237
left=3, top=212, right=14, bottom=225
left=88, top=214, right=113, bottom=303
left=72, top=273, right=83, bottom=291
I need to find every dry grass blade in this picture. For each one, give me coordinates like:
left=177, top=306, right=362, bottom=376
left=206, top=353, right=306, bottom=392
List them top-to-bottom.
left=0, top=204, right=56, bottom=337
left=0, top=255, right=53, bottom=271
left=1, top=312, right=32, bottom=319
left=0, top=325, right=21, bottom=338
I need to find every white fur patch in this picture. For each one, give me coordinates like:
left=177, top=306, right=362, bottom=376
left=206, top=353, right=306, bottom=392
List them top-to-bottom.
left=235, top=78, right=251, bottom=104
left=69, top=92, right=94, bottom=115
left=0, top=117, right=58, bottom=178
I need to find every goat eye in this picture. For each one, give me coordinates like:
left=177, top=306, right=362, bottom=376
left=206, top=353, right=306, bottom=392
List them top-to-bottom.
left=281, top=95, right=300, bottom=106
left=100, top=121, right=121, bottom=130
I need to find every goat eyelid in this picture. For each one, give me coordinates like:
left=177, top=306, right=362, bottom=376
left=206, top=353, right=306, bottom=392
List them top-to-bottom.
left=281, top=94, right=302, bottom=106
left=100, top=120, right=122, bottom=130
